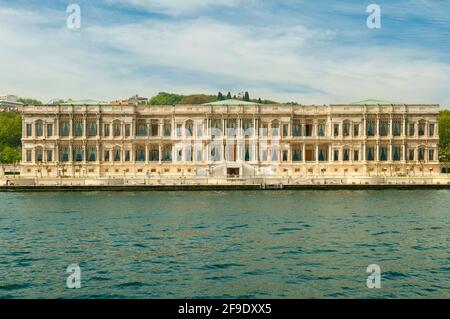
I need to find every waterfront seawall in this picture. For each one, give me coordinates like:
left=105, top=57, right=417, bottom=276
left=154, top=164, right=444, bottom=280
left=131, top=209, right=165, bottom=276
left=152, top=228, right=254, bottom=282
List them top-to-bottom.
left=1, top=175, right=450, bottom=191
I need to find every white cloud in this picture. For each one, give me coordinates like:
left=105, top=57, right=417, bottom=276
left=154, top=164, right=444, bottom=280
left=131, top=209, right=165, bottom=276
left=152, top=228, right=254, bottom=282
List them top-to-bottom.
left=106, top=0, right=244, bottom=15
left=0, top=6, right=449, bottom=107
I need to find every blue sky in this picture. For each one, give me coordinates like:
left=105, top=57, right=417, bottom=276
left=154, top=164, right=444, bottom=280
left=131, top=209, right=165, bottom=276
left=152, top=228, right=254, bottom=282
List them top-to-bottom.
left=0, top=0, right=449, bottom=106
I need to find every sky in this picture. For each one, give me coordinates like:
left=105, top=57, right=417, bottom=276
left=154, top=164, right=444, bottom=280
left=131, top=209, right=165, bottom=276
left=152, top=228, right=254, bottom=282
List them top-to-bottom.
left=0, top=0, right=449, bottom=106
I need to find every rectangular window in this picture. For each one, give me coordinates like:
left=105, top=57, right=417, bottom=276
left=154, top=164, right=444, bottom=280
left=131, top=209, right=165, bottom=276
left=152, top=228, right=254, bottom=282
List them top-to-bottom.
left=243, top=119, right=253, bottom=132
left=292, top=121, right=301, bottom=137
left=366, top=121, right=375, bottom=136
left=379, top=121, right=389, bottom=136
left=393, top=121, right=401, bottom=136
left=36, top=122, right=43, bottom=137
left=60, top=122, right=70, bottom=137
left=74, top=122, right=83, bottom=137
left=88, top=122, right=97, bottom=136
left=114, top=122, right=121, bottom=137
left=137, top=122, right=147, bottom=137
left=151, top=122, right=159, bottom=137
left=318, top=122, right=326, bottom=137
left=418, top=122, right=425, bottom=136
left=164, top=123, right=172, bottom=137
left=343, top=123, right=350, bottom=137
left=409, top=123, right=415, bottom=136
left=26, top=124, right=32, bottom=137
left=47, top=124, right=53, bottom=137
left=104, top=124, right=110, bottom=137
left=125, top=124, right=131, bottom=137
left=176, top=124, right=183, bottom=137
left=261, top=124, right=269, bottom=137
left=283, top=124, right=289, bottom=137
left=305, top=124, right=313, bottom=137
left=334, top=124, right=339, bottom=137
left=353, top=124, right=360, bottom=137
left=429, top=124, right=435, bottom=137
left=163, top=146, right=172, bottom=162
left=60, top=147, right=69, bottom=162
left=292, top=147, right=302, bottom=162
left=366, top=147, right=375, bottom=161
left=379, top=147, right=388, bottom=161
left=393, top=147, right=401, bottom=161
left=36, top=148, right=43, bottom=162
left=73, top=148, right=83, bottom=162
left=88, top=148, right=97, bottom=162
left=136, top=148, right=145, bottom=162
left=150, top=148, right=159, bottom=162
left=113, top=149, right=121, bottom=162
left=343, top=149, right=350, bottom=161
left=419, top=149, right=425, bottom=161
left=428, top=149, right=434, bottom=161
left=26, top=150, right=32, bottom=162
left=47, top=150, right=53, bottom=162
left=104, top=150, right=110, bottom=162
left=125, top=150, right=131, bottom=162
left=334, top=150, right=339, bottom=161
left=354, top=150, right=359, bottom=161
left=409, top=150, right=415, bottom=161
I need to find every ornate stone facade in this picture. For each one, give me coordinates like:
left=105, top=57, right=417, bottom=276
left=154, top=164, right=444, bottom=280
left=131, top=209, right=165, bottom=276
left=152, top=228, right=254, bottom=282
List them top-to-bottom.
left=20, top=102, right=440, bottom=178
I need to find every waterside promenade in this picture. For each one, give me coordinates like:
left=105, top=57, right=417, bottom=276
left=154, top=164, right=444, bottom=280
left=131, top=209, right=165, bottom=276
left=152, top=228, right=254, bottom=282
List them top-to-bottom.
left=1, top=173, right=450, bottom=191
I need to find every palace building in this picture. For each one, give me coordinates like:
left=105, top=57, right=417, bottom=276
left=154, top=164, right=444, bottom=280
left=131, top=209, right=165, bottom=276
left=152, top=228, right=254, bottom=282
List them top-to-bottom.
left=20, top=99, right=441, bottom=178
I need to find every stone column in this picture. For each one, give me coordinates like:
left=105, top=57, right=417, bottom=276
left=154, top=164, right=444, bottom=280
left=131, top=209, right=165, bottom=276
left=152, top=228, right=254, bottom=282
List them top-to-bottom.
left=159, top=143, right=162, bottom=164
left=302, top=144, right=306, bottom=163
left=0, top=165, right=4, bottom=178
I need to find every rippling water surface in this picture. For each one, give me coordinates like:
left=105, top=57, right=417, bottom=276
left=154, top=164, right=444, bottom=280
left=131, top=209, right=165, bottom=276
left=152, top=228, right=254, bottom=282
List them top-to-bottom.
left=0, top=190, right=449, bottom=299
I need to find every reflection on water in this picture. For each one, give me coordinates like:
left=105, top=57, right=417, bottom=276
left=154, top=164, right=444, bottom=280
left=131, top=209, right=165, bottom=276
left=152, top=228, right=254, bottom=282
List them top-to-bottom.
left=0, top=190, right=449, bottom=299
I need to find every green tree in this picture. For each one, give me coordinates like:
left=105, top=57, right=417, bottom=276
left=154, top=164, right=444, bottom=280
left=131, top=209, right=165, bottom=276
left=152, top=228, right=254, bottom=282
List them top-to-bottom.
left=244, top=91, right=250, bottom=102
left=149, top=92, right=183, bottom=105
left=218, top=92, right=224, bottom=101
left=226, top=92, right=232, bottom=100
left=180, top=94, right=217, bottom=104
left=17, top=97, right=42, bottom=105
left=439, top=110, right=450, bottom=162
left=0, top=112, right=22, bottom=163
left=0, top=112, right=22, bottom=148
left=0, top=145, right=21, bottom=164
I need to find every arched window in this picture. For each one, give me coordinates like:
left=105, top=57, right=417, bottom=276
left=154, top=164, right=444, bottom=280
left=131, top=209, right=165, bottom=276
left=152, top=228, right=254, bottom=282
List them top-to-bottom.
left=74, top=120, right=83, bottom=136
left=113, top=120, right=121, bottom=137
left=136, top=120, right=147, bottom=137
left=185, top=120, right=194, bottom=137
left=271, top=120, right=280, bottom=137
left=418, top=120, right=426, bottom=136
left=35, top=121, right=44, bottom=137
left=60, top=121, right=70, bottom=137
left=88, top=121, right=97, bottom=136
left=343, top=121, right=350, bottom=137
left=150, top=145, right=159, bottom=162
left=162, top=145, right=172, bottom=162
left=73, top=146, right=83, bottom=162
left=393, top=146, right=401, bottom=161
left=35, top=147, right=43, bottom=162
left=60, top=147, right=70, bottom=162
left=88, top=147, right=97, bottom=162
left=136, top=147, right=145, bottom=162
left=367, top=147, right=375, bottom=161
left=379, top=147, right=388, bottom=161
left=113, top=148, right=121, bottom=162
left=343, top=148, right=350, bottom=161
left=418, top=148, right=425, bottom=161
